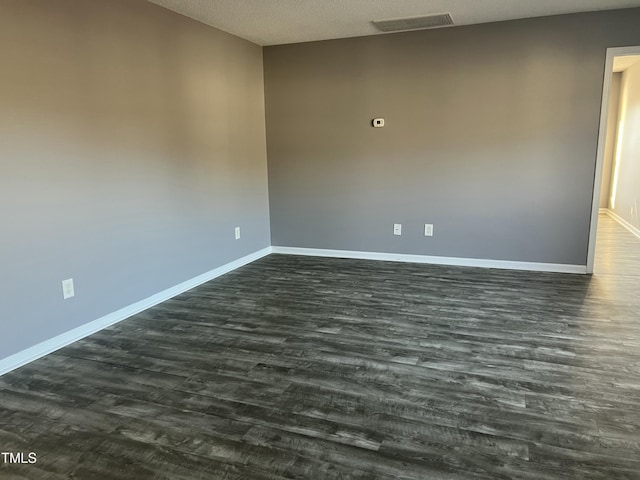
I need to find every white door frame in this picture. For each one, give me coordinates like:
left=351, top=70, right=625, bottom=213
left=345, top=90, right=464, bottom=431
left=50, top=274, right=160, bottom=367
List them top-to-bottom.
left=586, top=45, right=640, bottom=274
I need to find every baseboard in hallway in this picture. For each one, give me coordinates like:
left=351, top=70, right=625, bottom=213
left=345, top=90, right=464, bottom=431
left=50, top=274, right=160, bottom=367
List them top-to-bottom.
left=602, top=208, right=640, bottom=241
left=594, top=212, right=640, bottom=277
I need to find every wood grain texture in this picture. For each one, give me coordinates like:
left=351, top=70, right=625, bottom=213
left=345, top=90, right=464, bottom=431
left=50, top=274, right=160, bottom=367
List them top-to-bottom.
left=1, top=214, right=639, bottom=479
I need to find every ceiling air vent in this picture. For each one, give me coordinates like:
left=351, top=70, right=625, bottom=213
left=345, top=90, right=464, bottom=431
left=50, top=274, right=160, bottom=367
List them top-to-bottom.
left=372, top=13, right=454, bottom=33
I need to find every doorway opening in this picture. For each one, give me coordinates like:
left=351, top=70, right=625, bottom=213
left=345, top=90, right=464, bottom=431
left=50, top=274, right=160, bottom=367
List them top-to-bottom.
left=587, top=46, right=640, bottom=275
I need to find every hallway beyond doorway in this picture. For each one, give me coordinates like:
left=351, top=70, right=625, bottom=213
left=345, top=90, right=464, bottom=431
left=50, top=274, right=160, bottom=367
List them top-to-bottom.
left=594, top=212, right=640, bottom=277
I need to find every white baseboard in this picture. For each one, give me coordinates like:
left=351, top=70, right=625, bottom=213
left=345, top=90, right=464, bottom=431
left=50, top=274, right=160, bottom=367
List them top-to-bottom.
left=599, top=207, right=609, bottom=214
left=604, top=209, right=640, bottom=240
left=0, top=242, right=588, bottom=376
left=271, top=246, right=586, bottom=274
left=0, top=247, right=272, bottom=377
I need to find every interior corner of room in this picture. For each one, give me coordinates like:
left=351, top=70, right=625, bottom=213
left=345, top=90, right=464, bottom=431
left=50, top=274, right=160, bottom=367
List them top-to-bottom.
left=2, top=0, right=640, bottom=373
left=2, top=1, right=640, bottom=477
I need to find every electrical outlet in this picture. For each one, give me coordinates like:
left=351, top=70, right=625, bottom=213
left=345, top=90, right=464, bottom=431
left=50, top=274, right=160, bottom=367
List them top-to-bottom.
left=393, top=224, right=402, bottom=236
left=424, top=224, right=434, bottom=237
left=235, top=226, right=241, bottom=240
left=62, top=278, right=75, bottom=299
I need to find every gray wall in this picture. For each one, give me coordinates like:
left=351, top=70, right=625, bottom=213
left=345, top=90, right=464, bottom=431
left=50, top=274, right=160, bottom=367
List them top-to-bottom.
left=0, top=0, right=270, bottom=360
left=264, top=9, right=640, bottom=265
left=609, top=59, right=640, bottom=228
left=600, top=73, right=622, bottom=209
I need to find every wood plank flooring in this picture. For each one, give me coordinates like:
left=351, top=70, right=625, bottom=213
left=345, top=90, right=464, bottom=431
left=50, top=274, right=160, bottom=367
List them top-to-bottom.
left=594, top=212, right=640, bottom=277
left=1, top=214, right=639, bottom=479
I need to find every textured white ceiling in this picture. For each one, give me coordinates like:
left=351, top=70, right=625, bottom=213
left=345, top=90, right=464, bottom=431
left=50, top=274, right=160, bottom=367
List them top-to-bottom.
left=145, top=0, right=640, bottom=45
left=613, top=55, right=640, bottom=72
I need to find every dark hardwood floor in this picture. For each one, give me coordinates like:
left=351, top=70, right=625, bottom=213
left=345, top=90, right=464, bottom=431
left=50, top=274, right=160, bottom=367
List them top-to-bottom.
left=1, top=215, right=640, bottom=479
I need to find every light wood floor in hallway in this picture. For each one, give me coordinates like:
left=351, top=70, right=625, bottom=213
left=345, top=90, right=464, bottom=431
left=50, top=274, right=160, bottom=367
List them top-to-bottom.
left=1, top=213, right=639, bottom=479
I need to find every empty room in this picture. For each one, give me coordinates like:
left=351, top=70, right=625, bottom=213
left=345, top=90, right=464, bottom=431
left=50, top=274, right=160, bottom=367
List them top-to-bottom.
left=2, top=0, right=640, bottom=478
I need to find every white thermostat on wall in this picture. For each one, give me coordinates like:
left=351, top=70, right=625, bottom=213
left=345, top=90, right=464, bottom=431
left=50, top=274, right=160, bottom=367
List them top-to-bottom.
left=372, top=118, right=385, bottom=128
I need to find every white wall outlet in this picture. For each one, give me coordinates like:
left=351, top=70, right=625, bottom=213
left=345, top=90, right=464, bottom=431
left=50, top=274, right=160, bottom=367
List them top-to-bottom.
left=372, top=118, right=385, bottom=128
left=393, top=224, right=402, bottom=236
left=424, top=224, right=434, bottom=237
left=235, top=226, right=241, bottom=240
left=62, top=278, right=75, bottom=299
